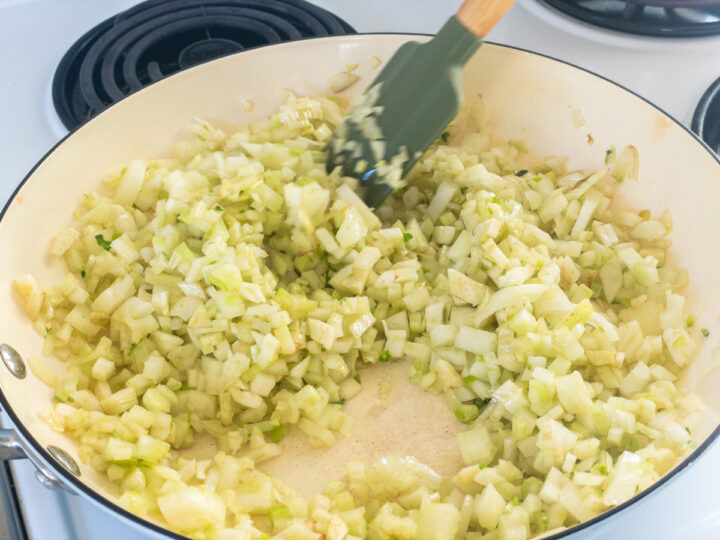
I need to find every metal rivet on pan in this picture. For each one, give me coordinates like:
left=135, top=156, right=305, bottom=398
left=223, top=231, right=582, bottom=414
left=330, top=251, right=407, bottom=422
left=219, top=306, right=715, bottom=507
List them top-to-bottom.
left=0, top=344, right=26, bottom=379
left=47, top=446, right=81, bottom=477
left=34, top=470, right=59, bottom=490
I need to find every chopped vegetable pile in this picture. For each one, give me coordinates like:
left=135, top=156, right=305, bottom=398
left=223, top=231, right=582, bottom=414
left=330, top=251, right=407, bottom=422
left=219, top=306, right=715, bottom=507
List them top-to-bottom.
left=14, top=92, right=704, bottom=540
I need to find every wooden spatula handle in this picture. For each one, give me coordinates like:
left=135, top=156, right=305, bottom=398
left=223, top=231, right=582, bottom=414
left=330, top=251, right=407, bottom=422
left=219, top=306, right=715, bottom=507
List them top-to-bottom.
left=456, top=0, right=516, bottom=37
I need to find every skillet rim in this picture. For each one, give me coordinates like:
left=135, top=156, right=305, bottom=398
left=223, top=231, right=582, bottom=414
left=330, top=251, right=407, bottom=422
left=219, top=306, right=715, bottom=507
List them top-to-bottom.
left=1, top=32, right=719, bottom=539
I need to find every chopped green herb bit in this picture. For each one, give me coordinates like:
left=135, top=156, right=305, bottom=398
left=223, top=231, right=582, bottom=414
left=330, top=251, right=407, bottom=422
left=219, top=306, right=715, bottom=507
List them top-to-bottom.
left=440, top=131, right=449, bottom=142
left=605, top=148, right=613, bottom=157
left=516, top=169, right=528, bottom=177
left=532, top=175, right=543, bottom=183
left=460, top=187, right=468, bottom=194
left=214, top=205, right=223, bottom=212
left=111, top=232, right=122, bottom=240
left=403, top=232, right=413, bottom=242
left=95, top=234, right=111, bottom=251
left=80, top=270, right=86, bottom=278
left=612, top=298, right=631, bottom=308
left=686, top=316, right=695, bottom=328
left=45, top=327, right=52, bottom=334
left=701, top=328, right=710, bottom=337
left=129, top=339, right=143, bottom=354
left=378, top=350, right=391, bottom=363
left=353, top=374, right=361, bottom=383
left=462, top=375, right=478, bottom=384
left=474, top=397, right=491, bottom=409
left=332, top=399, right=345, bottom=405
left=269, top=425, right=285, bottom=443
left=685, top=426, right=692, bottom=435
left=478, top=464, right=487, bottom=470
left=597, top=464, right=608, bottom=475
left=510, top=496, right=520, bottom=506
left=540, top=514, right=549, bottom=530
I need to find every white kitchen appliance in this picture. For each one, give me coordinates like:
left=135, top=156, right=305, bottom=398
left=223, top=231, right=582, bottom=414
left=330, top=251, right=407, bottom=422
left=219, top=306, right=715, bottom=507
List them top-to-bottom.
left=1, top=0, right=720, bottom=538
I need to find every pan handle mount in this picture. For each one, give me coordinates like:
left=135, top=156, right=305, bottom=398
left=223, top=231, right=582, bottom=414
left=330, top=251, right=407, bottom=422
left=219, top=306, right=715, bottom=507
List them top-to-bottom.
left=0, top=428, right=76, bottom=493
left=0, top=430, right=26, bottom=461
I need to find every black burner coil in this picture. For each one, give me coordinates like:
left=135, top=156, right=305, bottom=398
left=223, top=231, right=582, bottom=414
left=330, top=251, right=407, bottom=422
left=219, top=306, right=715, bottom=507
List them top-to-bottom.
left=52, top=0, right=355, bottom=130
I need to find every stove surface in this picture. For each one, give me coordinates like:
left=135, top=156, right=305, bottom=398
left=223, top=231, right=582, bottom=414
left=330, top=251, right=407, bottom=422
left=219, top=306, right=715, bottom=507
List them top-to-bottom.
left=2, top=0, right=720, bottom=538
left=538, top=0, right=720, bottom=38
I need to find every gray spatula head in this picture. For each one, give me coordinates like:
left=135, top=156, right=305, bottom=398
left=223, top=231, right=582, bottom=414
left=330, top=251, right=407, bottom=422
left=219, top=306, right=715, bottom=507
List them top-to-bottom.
left=326, top=17, right=482, bottom=208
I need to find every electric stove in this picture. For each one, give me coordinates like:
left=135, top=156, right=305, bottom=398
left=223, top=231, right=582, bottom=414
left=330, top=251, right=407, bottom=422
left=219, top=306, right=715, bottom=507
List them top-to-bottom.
left=2, top=0, right=720, bottom=538
left=539, top=0, right=720, bottom=37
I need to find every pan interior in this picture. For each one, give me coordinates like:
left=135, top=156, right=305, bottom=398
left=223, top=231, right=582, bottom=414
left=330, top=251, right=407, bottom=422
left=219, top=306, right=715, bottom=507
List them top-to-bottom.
left=0, top=35, right=719, bottom=537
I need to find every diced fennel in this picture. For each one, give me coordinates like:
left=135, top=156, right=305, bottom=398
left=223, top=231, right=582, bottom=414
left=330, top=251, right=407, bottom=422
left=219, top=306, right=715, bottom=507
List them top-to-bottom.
left=16, top=93, right=702, bottom=540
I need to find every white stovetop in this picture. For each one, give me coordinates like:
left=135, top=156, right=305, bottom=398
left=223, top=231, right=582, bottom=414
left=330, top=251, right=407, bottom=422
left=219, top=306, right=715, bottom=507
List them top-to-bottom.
left=2, top=0, right=720, bottom=538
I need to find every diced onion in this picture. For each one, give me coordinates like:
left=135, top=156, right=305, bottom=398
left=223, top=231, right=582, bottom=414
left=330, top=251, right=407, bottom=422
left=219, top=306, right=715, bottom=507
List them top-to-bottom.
left=16, top=93, right=701, bottom=540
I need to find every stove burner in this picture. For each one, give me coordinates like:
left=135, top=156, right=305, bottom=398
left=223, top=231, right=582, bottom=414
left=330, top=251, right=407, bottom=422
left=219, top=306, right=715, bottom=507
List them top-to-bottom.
left=52, top=0, right=355, bottom=131
left=537, top=0, right=720, bottom=37
left=692, top=77, right=720, bottom=153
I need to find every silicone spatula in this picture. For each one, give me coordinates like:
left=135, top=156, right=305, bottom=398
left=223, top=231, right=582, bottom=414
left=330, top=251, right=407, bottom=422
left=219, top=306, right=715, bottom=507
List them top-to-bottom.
left=326, top=0, right=516, bottom=208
